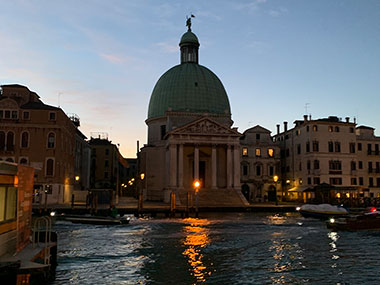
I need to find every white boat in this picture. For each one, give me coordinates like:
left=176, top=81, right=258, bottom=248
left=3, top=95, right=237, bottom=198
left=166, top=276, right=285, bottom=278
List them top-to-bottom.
left=297, top=204, right=348, bottom=219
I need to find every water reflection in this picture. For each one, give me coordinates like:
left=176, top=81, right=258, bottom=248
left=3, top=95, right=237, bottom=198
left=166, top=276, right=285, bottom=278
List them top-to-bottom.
left=182, top=218, right=211, bottom=283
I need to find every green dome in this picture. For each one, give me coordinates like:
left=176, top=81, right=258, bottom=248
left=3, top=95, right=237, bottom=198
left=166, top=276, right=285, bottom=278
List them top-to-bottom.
left=180, top=31, right=199, bottom=45
left=148, top=64, right=231, bottom=119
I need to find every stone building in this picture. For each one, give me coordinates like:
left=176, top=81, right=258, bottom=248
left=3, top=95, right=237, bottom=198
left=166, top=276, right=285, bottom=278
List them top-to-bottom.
left=140, top=23, right=247, bottom=207
left=0, top=84, right=89, bottom=205
left=274, top=115, right=360, bottom=202
left=240, top=125, right=281, bottom=202
left=356, top=126, right=380, bottom=198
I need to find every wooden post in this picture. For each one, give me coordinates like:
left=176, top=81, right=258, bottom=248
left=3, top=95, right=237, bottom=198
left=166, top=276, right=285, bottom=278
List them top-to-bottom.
left=44, top=191, right=48, bottom=212
left=185, top=191, right=190, bottom=218
left=170, top=192, right=175, bottom=217
left=138, top=193, right=144, bottom=216
left=71, top=194, right=75, bottom=209
left=95, top=194, right=98, bottom=213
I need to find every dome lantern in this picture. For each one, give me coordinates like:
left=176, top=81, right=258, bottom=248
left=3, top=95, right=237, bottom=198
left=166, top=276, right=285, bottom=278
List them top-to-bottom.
left=180, top=16, right=199, bottom=64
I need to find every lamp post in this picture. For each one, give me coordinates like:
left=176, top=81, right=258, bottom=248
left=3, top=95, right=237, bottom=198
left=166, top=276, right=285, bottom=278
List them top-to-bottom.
left=138, top=173, right=145, bottom=215
left=273, top=175, right=279, bottom=206
left=193, top=180, right=201, bottom=218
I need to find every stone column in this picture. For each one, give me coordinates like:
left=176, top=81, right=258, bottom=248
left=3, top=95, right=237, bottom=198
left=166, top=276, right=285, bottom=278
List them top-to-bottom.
left=169, top=144, right=177, bottom=188
left=178, top=144, right=184, bottom=188
left=212, top=145, right=217, bottom=189
left=226, top=145, right=232, bottom=188
left=233, top=145, right=240, bottom=189
left=194, top=146, right=199, bottom=180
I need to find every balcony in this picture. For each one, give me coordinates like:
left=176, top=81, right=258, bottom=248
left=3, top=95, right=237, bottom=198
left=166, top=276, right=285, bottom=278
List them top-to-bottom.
left=367, top=150, right=380, bottom=155
left=329, top=170, right=342, bottom=175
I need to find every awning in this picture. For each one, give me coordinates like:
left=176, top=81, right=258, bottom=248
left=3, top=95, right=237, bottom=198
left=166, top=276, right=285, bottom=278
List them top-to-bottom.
left=288, top=186, right=310, bottom=193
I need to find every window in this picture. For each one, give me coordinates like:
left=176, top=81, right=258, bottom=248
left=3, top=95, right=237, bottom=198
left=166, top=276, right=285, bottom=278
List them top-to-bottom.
left=4, top=110, right=10, bottom=119
left=23, top=111, right=30, bottom=120
left=49, top=112, right=56, bottom=121
left=160, top=125, right=166, bottom=140
left=313, top=125, right=318, bottom=132
left=306, top=126, right=309, bottom=132
left=328, top=126, right=333, bottom=132
left=335, top=126, right=340, bottom=132
left=350, top=127, right=354, bottom=133
left=296, top=130, right=301, bottom=136
left=0, top=131, right=5, bottom=150
left=21, top=131, right=29, bottom=148
left=6, top=132, right=14, bottom=151
left=47, top=132, right=55, bottom=148
left=256, top=134, right=260, bottom=140
left=306, top=141, right=310, bottom=153
left=312, top=141, right=319, bottom=152
left=328, top=142, right=334, bottom=152
left=335, top=142, right=341, bottom=152
left=349, top=143, right=355, bottom=153
left=358, top=143, right=362, bottom=151
left=297, top=144, right=301, bottom=154
left=368, top=144, right=372, bottom=154
left=242, top=147, right=248, bottom=157
left=105, top=148, right=110, bottom=156
left=255, top=148, right=261, bottom=157
left=267, top=148, right=274, bottom=157
left=286, top=149, right=290, bottom=157
left=19, top=157, right=28, bottom=165
left=46, top=158, right=54, bottom=176
left=105, top=160, right=109, bottom=167
left=307, top=160, right=311, bottom=170
left=314, top=160, right=320, bottom=170
left=329, top=160, right=342, bottom=174
left=351, top=161, right=356, bottom=171
left=359, top=161, right=363, bottom=169
left=299, top=162, right=302, bottom=171
left=368, top=162, right=373, bottom=173
left=242, top=165, right=248, bottom=176
left=256, top=165, right=261, bottom=176
left=268, top=165, right=274, bottom=176
left=104, top=172, right=109, bottom=179
left=307, top=177, right=311, bottom=185
left=313, top=177, right=320, bottom=185
left=330, top=177, right=342, bottom=185
left=359, top=177, right=364, bottom=185
left=369, top=177, right=374, bottom=187
left=377, top=177, right=380, bottom=187
left=351, top=178, right=357, bottom=185
left=0, top=186, right=17, bottom=222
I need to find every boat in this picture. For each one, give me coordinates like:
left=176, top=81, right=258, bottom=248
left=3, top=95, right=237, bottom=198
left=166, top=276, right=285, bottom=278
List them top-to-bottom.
left=297, top=204, right=349, bottom=219
left=327, top=208, right=380, bottom=231
left=63, top=215, right=130, bottom=225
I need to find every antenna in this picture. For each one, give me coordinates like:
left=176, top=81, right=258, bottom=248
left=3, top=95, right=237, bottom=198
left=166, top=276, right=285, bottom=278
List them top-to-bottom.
left=58, top=92, right=63, bottom=107
left=304, top=103, right=310, bottom=115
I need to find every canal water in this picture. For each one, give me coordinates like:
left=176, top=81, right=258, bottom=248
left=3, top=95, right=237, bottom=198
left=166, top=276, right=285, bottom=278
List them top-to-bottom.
left=52, top=213, right=380, bottom=284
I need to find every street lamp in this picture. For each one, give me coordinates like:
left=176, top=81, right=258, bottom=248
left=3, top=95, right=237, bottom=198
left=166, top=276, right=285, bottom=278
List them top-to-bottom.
left=273, top=175, right=279, bottom=206
left=193, top=180, right=201, bottom=218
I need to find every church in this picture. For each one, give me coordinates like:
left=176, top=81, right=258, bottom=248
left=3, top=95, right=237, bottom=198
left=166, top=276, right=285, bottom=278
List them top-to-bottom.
left=139, top=20, right=248, bottom=207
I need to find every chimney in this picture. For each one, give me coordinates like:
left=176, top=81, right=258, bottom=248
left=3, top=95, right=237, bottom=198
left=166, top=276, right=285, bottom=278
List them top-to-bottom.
left=309, top=114, right=312, bottom=120
left=303, top=115, right=308, bottom=122
left=345, top=117, right=349, bottom=123
left=354, top=117, right=356, bottom=124
left=284, top=121, right=288, bottom=132
left=276, top=124, right=280, bottom=134
left=137, top=140, right=140, bottom=153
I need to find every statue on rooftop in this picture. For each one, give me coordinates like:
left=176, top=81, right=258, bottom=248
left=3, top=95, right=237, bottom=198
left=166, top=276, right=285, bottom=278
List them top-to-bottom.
left=186, top=14, right=195, bottom=31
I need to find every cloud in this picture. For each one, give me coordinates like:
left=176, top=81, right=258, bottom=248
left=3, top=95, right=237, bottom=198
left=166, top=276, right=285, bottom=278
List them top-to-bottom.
left=234, top=0, right=268, bottom=13
left=268, top=7, right=288, bottom=17
left=156, top=41, right=178, bottom=53
left=99, top=53, right=129, bottom=64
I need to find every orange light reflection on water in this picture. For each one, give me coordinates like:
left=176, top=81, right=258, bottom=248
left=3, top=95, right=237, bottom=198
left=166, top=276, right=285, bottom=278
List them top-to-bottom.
left=182, top=218, right=211, bottom=283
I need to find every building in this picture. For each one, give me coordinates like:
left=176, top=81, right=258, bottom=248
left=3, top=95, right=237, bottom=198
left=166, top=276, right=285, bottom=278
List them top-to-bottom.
left=140, top=20, right=247, bottom=207
left=0, top=84, right=89, bottom=205
left=273, top=115, right=380, bottom=204
left=240, top=125, right=281, bottom=202
left=89, top=134, right=129, bottom=201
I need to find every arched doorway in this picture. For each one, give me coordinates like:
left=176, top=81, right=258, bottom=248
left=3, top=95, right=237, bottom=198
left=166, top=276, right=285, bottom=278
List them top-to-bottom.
left=241, top=184, right=250, bottom=201
left=268, top=185, right=276, bottom=202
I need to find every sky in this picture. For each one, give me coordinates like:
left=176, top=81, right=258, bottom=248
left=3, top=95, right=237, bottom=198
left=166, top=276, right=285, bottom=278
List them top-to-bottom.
left=1, top=0, right=379, bottom=158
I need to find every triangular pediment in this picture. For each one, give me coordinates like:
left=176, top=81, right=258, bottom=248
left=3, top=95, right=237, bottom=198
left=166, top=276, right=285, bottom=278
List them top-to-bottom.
left=169, top=117, right=241, bottom=136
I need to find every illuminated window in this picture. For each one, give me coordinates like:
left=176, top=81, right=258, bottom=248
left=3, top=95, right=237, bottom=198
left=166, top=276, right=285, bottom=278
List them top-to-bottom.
left=313, top=125, right=318, bottom=132
left=328, top=126, right=333, bottom=132
left=242, top=147, right=248, bottom=157
left=255, top=148, right=261, bottom=157
left=267, top=148, right=274, bottom=157
left=0, top=186, right=17, bottom=222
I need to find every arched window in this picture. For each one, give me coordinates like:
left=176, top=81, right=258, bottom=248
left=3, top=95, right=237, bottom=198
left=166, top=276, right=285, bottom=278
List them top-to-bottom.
left=0, top=131, right=5, bottom=150
left=21, top=131, right=29, bottom=148
left=6, top=132, right=14, bottom=151
left=47, top=132, right=55, bottom=148
left=6, top=158, right=14, bottom=162
left=19, top=158, right=28, bottom=165
left=46, top=158, right=54, bottom=176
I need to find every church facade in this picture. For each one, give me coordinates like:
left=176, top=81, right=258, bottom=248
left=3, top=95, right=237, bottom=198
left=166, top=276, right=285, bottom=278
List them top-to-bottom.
left=140, top=23, right=248, bottom=207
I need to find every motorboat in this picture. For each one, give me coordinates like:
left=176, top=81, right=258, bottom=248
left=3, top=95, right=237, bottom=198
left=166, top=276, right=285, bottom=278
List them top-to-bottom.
left=297, top=204, right=349, bottom=219
left=327, top=208, right=380, bottom=231
left=63, top=215, right=130, bottom=225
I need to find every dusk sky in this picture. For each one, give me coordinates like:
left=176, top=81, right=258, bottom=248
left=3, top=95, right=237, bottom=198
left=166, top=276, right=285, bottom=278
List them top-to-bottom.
left=1, top=0, right=379, bottom=157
